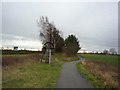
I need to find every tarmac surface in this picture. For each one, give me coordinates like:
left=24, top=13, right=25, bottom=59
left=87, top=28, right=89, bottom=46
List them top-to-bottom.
left=55, top=59, right=93, bottom=88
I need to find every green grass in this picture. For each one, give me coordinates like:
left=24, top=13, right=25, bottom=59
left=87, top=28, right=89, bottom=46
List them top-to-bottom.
left=2, top=53, right=79, bottom=88
left=52, top=53, right=79, bottom=64
left=2, top=54, right=63, bottom=88
left=80, top=54, right=119, bottom=66
left=3, top=62, right=61, bottom=88
left=76, top=62, right=106, bottom=88
left=0, top=67, right=1, bottom=89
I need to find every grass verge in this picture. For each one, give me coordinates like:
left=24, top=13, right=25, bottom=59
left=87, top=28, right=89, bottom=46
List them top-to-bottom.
left=76, top=59, right=119, bottom=88
left=3, top=61, right=61, bottom=88
left=76, top=62, right=107, bottom=88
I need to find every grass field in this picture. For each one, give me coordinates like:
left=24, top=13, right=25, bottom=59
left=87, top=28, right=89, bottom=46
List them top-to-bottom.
left=2, top=53, right=79, bottom=88
left=2, top=54, right=62, bottom=88
left=76, top=54, right=119, bottom=88
left=79, top=54, right=119, bottom=66
left=3, top=62, right=61, bottom=88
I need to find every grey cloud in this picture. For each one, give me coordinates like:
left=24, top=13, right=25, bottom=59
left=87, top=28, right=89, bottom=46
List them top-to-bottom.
left=1, top=2, right=118, bottom=52
left=1, top=34, right=42, bottom=50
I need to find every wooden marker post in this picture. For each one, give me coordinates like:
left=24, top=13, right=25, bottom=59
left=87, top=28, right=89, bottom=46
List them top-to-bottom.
left=44, top=42, right=54, bottom=64
left=48, top=49, right=51, bottom=64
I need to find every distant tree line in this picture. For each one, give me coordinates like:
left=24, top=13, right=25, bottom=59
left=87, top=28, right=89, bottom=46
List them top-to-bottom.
left=82, top=48, right=118, bottom=55
left=103, top=48, right=117, bottom=55
left=1, top=50, right=42, bottom=55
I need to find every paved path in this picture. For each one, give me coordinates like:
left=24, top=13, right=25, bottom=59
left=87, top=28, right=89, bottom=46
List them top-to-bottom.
left=55, top=58, right=93, bottom=88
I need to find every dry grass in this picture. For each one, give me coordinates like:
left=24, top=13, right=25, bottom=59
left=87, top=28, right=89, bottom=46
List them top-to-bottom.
left=2, top=54, right=45, bottom=66
left=82, top=59, right=119, bottom=88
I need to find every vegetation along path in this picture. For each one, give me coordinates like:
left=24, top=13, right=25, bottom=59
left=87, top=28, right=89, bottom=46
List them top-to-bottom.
left=55, top=58, right=93, bottom=88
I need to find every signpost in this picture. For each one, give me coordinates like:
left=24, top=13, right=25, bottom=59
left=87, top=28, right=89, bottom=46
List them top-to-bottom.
left=44, top=42, right=54, bottom=64
left=48, top=49, right=51, bottom=64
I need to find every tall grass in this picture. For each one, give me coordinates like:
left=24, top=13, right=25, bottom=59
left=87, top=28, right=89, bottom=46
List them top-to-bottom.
left=2, top=54, right=42, bottom=66
left=77, top=54, right=119, bottom=88
left=76, top=60, right=118, bottom=88
left=76, top=62, right=105, bottom=88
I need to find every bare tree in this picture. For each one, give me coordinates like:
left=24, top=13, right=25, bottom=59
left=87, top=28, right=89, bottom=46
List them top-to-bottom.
left=37, top=16, right=62, bottom=49
left=37, top=16, right=64, bottom=64
left=109, top=48, right=117, bottom=55
left=103, top=49, right=108, bottom=54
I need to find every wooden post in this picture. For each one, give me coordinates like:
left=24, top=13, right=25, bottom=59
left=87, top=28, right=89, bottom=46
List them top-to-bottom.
left=44, top=42, right=53, bottom=64
left=49, top=49, right=51, bottom=64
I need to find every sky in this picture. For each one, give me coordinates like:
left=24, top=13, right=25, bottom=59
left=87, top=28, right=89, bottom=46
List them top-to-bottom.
left=1, top=1, right=118, bottom=52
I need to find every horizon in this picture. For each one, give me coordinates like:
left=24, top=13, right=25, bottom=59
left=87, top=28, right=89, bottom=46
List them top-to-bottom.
left=0, top=46, right=118, bottom=54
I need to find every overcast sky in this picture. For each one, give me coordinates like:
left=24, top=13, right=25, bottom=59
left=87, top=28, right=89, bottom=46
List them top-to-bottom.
left=1, top=1, right=118, bottom=52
